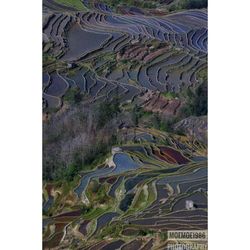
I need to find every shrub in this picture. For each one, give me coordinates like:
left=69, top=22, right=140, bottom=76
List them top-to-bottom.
left=169, top=0, right=207, bottom=11
left=181, top=0, right=208, bottom=9
left=181, top=82, right=207, bottom=117
left=64, top=87, right=82, bottom=105
left=96, top=98, right=121, bottom=128
left=43, top=101, right=120, bottom=182
left=151, top=113, right=177, bottom=133
left=89, top=180, right=100, bottom=193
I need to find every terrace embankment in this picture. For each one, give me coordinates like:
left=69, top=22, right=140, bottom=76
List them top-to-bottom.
left=43, top=2, right=207, bottom=249
left=43, top=9, right=207, bottom=111
left=43, top=127, right=207, bottom=249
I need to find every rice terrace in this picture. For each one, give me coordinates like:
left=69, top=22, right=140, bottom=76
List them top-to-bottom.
left=43, top=0, right=207, bottom=249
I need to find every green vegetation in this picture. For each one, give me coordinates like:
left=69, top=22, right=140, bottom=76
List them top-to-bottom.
left=55, top=0, right=87, bottom=11
left=101, top=0, right=157, bottom=11
left=169, top=0, right=207, bottom=11
left=182, top=0, right=207, bottom=9
left=43, top=1, right=208, bottom=248
left=43, top=53, right=56, bottom=66
left=197, top=68, right=208, bottom=82
left=181, top=82, right=207, bottom=116
left=64, top=87, right=83, bottom=105
left=161, top=91, right=179, bottom=100
left=96, top=98, right=121, bottom=128
left=43, top=101, right=119, bottom=182
left=130, top=105, right=180, bottom=133
left=131, top=105, right=153, bottom=126
left=151, top=113, right=178, bottom=133
left=151, top=113, right=168, bottom=131
left=43, top=125, right=207, bottom=245
left=51, top=140, right=114, bottom=182
left=59, top=163, right=81, bottom=182
left=87, top=180, right=111, bottom=204
left=88, top=180, right=100, bottom=193
left=147, top=182, right=156, bottom=205
left=133, top=188, right=147, bottom=209
left=83, top=207, right=108, bottom=220
left=100, top=222, right=123, bottom=238
left=138, top=229, right=155, bottom=236
left=160, top=231, right=169, bottom=241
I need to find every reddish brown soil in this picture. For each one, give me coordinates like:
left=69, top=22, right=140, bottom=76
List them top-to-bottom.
left=118, top=45, right=149, bottom=62
left=143, top=48, right=169, bottom=63
left=141, top=91, right=181, bottom=116
left=159, top=146, right=190, bottom=164
left=152, top=148, right=177, bottom=164
left=99, top=176, right=109, bottom=183
left=106, top=176, right=118, bottom=184
left=45, top=184, right=54, bottom=196
left=55, top=209, right=82, bottom=218
left=54, top=216, right=75, bottom=223
left=79, top=220, right=90, bottom=236
left=55, top=223, right=67, bottom=232
left=122, top=228, right=139, bottom=236
left=43, top=231, right=64, bottom=249
left=121, top=239, right=143, bottom=250
left=140, top=239, right=154, bottom=250
left=89, top=241, right=107, bottom=250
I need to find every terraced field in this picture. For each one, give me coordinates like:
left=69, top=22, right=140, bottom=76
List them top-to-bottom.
left=43, top=1, right=207, bottom=249
left=43, top=3, right=207, bottom=109
left=43, top=128, right=207, bottom=249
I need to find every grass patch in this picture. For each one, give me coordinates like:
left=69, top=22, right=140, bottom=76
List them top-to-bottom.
left=55, top=0, right=87, bottom=10
left=101, top=0, right=157, bottom=11
left=43, top=53, right=56, bottom=66
left=197, top=67, right=208, bottom=82
left=63, top=87, right=83, bottom=105
left=161, top=92, right=179, bottom=100
left=86, top=180, right=112, bottom=205
left=147, top=181, right=156, bottom=205
left=133, top=187, right=147, bottom=210
left=83, top=207, right=109, bottom=220
left=99, top=221, right=123, bottom=238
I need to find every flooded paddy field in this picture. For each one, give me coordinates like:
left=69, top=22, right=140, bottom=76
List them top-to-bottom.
left=43, top=1, right=207, bottom=248
left=43, top=6, right=207, bottom=109
left=62, top=24, right=111, bottom=60
left=43, top=128, right=207, bottom=249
